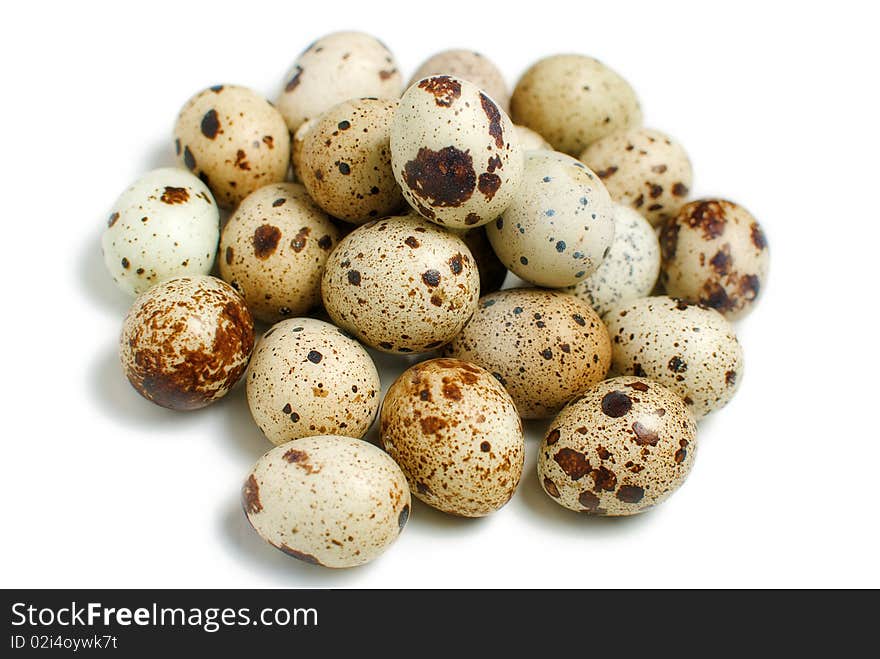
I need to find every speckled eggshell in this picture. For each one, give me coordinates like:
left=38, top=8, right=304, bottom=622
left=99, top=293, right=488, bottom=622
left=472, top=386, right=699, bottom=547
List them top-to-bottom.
left=277, top=32, right=403, bottom=133
left=408, top=49, right=510, bottom=111
left=510, top=55, right=642, bottom=156
left=391, top=75, right=523, bottom=229
left=174, top=85, right=290, bottom=209
left=300, top=98, right=404, bottom=224
left=290, top=118, right=316, bottom=182
left=514, top=125, right=552, bottom=151
left=580, top=127, right=693, bottom=226
left=486, top=150, right=615, bottom=287
left=102, top=168, right=219, bottom=296
left=219, top=183, right=339, bottom=324
left=660, top=199, right=770, bottom=320
left=567, top=203, right=660, bottom=316
left=321, top=215, right=480, bottom=354
left=450, top=226, right=508, bottom=294
left=119, top=276, right=254, bottom=410
left=442, top=289, right=611, bottom=419
left=605, top=296, right=744, bottom=419
left=246, top=319, right=380, bottom=445
left=380, top=358, right=524, bottom=517
left=538, top=377, right=697, bottom=516
left=242, top=435, right=410, bottom=568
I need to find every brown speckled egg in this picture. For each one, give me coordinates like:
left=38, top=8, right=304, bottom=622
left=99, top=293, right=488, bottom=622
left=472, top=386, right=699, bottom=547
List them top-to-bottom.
left=276, top=32, right=403, bottom=133
left=408, top=49, right=510, bottom=111
left=510, top=55, right=642, bottom=156
left=391, top=75, right=523, bottom=229
left=173, top=85, right=290, bottom=209
left=300, top=98, right=404, bottom=224
left=290, top=117, right=316, bottom=182
left=515, top=125, right=552, bottom=151
left=580, top=127, right=693, bottom=226
left=486, top=150, right=615, bottom=288
left=219, top=183, right=339, bottom=324
left=660, top=199, right=769, bottom=320
left=321, top=215, right=480, bottom=354
left=450, top=226, right=508, bottom=294
left=119, top=276, right=254, bottom=410
left=442, top=289, right=611, bottom=419
left=605, top=296, right=744, bottom=419
left=246, top=319, right=380, bottom=445
left=380, top=358, right=524, bottom=517
left=538, top=377, right=697, bottom=516
left=243, top=435, right=410, bottom=568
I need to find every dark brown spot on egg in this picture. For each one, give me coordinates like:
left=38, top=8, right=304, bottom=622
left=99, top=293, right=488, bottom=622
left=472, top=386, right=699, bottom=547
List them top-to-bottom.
left=285, top=65, right=303, bottom=92
left=418, top=75, right=461, bottom=107
left=479, top=92, right=504, bottom=148
left=200, top=109, right=220, bottom=139
left=262, top=135, right=274, bottom=149
left=183, top=146, right=196, bottom=170
left=403, top=146, right=476, bottom=208
left=234, top=150, right=250, bottom=171
left=597, top=166, right=618, bottom=179
left=478, top=173, right=501, bottom=201
left=672, top=182, right=689, bottom=197
left=649, top=184, right=663, bottom=199
left=160, top=186, right=189, bottom=204
left=272, top=198, right=286, bottom=207
left=685, top=200, right=727, bottom=239
left=107, top=212, right=119, bottom=228
left=464, top=213, right=481, bottom=225
left=751, top=223, right=767, bottom=250
left=253, top=224, right=281, bottom=259
left=291, top=226, right=310, bottom=253
left=405, top=236, right=420, bottom=248
left=710, top=245, right=732, bottom=276
left=225, top=246, right=234, bottom=265
left=449, top=253, right=463, bottom=274
left=121, top=258, right=130, bottom=269
left=422, top=269, right=441, bottom=287
left=347, top=270, right=361, bottom=286
left=739, top=274, right=761, bottom=301
left=307, top=350, right=322, bottom=364
left=668, top=356, right=687, bottom=373
left=726, top=370, right=737, bottom=386
left=442, top=381, right=462, bottom=400
left=625, top=381, right=649, bottom=392
left=601, top=391, right=632, bottom=417
left=420, top=416, right=448, bottom=435
left=632, top=422, right=660, bottom=446
left=546, top=428, right=560, bottom=445
left=675, top=439, right=689, bottom=464
left=480, top=441, right=491, bottom=452
left=283, top=448, right=320, bottom=474
left=554, top=448, right=590, bottom=480
left=589, top=466, right=617, bottom=492
left=242, top=475, right=262, bottom=514
left=543, top=477, right=560, bottom=498
left=616, top=485, right=644, bottom=504
left=578, top=491, right=601, bottom=510
left=398, top=505, right=409, bottom=529
left=278, top=545, right=323, bottom=566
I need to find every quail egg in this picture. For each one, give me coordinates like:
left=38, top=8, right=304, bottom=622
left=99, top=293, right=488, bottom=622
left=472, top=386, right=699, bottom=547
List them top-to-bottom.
left=391, top=74, right=523, bottom=228
left=486, top=150, right=615, bottom=287
left=102, top=167, right=219, bottom=296
left=659, top=199, right=769, bottom=320
left=119, top=275, right=254, bottom=410
left=443, top=288, right=611, bottom=418
left=605, top=296, right=744, bottom=418
left=380, top=358, right=524, bottom=517
left=538, top=377, right=697, bottom=516
left=243, top=435, right=410, bottom=568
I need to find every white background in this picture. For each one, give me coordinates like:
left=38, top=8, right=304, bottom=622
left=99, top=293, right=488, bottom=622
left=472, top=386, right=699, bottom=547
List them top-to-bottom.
left=2, top=0, right=878, bottom=588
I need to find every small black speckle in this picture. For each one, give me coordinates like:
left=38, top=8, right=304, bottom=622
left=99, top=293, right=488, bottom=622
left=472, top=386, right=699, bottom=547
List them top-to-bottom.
left=556, top=240, right=566, bottom=253
left=520, top=256, right=529, bottom=265
left=307, top=350, right=323, bottom=364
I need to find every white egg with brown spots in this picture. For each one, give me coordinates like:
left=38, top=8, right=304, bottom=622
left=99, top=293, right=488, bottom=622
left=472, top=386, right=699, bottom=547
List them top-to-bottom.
left=277, top=32, right=402, bottom=133
left=409, top=49, right=509, bottom=111
left=511, top=55, right=642, bottom=156
left=391, top=74, right=523, bottom=229
left=174, top=85, right=290, bottom=209
left=300, top=98, right=404, bottom=224
left=580, top=127, right=693, bottom=226
left=486, top=150, right=615, bottom=287
left=102, top=167, right=219, bottom=296
left=219, top=183, right=339, bottom=324
left=660, top=199, right=769, bottom=320
left=567, top=203, right=660, bottom=316
left=321, top=214, right=480, bottom=354
left=119, top=276, right=254, bottom=410
left=443, top=289, right=611, bottom=419
left=605, top=296, right=744, bottom=419
left=246, top=318, right=380, bottom=445
left=380, top=358, right=524, bottom=517
left=538, top=377, right=697, bottom=516
left=242, top=436, right=411, bottom=568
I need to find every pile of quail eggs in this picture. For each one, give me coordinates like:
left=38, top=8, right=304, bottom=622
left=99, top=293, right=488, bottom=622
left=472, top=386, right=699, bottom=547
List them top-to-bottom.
left=103, top=32, right=769, bottom=568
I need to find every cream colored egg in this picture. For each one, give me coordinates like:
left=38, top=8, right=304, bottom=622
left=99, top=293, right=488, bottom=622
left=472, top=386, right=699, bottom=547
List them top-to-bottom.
left=276, top=32, right=403, bottom=133
left=408, top=49, right=509, bottom=111
left=510, top=55, right=642, bottom=156
left=391, top=75, right=523, bottom=228
left=173, top=85, right=290, bottom=209
left=300, top=98, right=404, bottom=224
left=580, top=127, right=693, bottom=226
left=486, top=150, right=615, bottom=287
left=102, top=167, right=219, bottom=296
left=219, top=183, right=339, bottom=324
left=659, top=199, right=770, bottom=320
left=567, top=203, right=660, bottom=316
left=321, top=215, right=480, bottom=354
left=442, top=289, right=611, bottom=419
left=605, top=296, right=744, bottom=418
left=246, top=319, right=380, bottom=445
left=380, top=358, right=524, bottom=517
left=538, top=377, right=697, bottom=516
left=242, top=436, right=410, bottom=568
